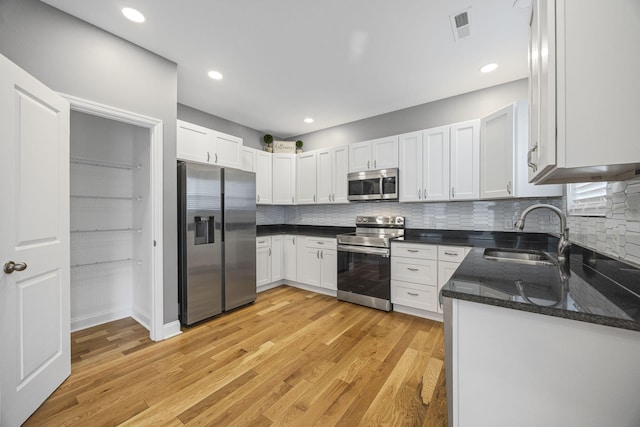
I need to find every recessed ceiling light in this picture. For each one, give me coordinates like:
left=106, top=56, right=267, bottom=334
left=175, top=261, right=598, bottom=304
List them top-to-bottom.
left=122, top=7, right=145, bottom=23
left=480, top=63, right=498, bottom=73
left=207, top=70, right=223, bottom=80
left=304, top=118, right=314, bottom=123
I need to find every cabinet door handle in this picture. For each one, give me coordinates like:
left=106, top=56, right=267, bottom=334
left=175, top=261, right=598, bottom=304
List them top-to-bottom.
left=527, top=145, right=538, bottom=172
left=207, top=151, right=210, bottom=162
left=215, top=153, right=218, bottom=163
left=374, top=160, right=377, bottom=168
left=367, top=161, right=370, bottom=169
left=507, top=181, right=512, bottom=195
left=451, top=187, right=455, bottom=198
left=424, top=188, right=427, bottom=199
left=418, top=189, right=421, bottom=199
left=331, top=193, right=334, bottom=202
left=257, top=194, right=260, bottom=202
left=313, top=194, right=316, bottom=202
left=292, top=196, right=294, bottom=203
left=293, top=237, right=295, bottom=245
left=258, top=240, right=266, bottom=244
left=317, top=241, right=324, bottom=245
left=268, top=248, right=271, bottom=256
left=407, top=249, right=419, bottom=253
left=317, top=250, right=320, bottom=259
left=320, top=250, right=324, bottom=259
left=443, top=252, right=457, bottom=256
left=407, top=267, right=419, bottom=272
left=407, top=292, right=419, bottom=297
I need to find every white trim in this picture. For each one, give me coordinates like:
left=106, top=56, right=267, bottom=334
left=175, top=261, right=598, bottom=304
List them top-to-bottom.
left=59, top=93, right=166, bottom=341
left=70, top=308, right=132, bottom=333
left=162, top=321, right=182, bottom=340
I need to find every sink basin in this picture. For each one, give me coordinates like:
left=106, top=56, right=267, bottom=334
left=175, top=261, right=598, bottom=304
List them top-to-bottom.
left=483, top=248, right=556, bottom=266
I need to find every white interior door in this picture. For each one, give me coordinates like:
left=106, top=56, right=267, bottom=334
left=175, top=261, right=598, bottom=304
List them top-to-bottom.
left=0, top=54, right=71, bottom=426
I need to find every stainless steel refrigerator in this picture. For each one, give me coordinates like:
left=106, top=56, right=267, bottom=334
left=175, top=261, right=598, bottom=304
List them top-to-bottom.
left=177, top=161, right=256, bottom=326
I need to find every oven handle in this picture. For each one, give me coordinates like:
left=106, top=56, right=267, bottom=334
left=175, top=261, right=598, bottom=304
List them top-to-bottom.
left=337, top=244, right=390, bottom=257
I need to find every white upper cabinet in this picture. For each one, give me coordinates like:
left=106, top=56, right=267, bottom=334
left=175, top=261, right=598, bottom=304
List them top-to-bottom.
left=528, top=0, right=640, bottom=184
left=481, top=101, right=562, bottom=199
left=176, top=120, right=242, bottom=169
left=177, top=120, right=209, bottom=164
left=450, top=120, right=480, bottom=200
left=399, top=126, right=451, bottom=203
left=423, top=126, right=451, bottom=201
left=214, top=131, right=242, bottom=169
left=399, top=131, right=423, bottom=202
left=348, top=136, right=398, bottom=172
left=317, top=145, right=349, bottom=204
left=331, top=145, right=349, bottom=203
left=241, top=146, right=256, bottom=172
left=256, top=151, right=272, bottom=204
left=296, top=151, right=317, bottom=204
left=272, top=153, right=296, bottom=205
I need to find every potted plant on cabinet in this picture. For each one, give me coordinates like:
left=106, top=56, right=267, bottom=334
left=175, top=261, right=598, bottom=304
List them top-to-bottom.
left=263, top=134, right=273, bottom=152
left=296, top=140, right=303, bottom=154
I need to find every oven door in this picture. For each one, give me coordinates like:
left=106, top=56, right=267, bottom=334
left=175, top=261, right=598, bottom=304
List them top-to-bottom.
left=337, top=244, right=391, bottom=302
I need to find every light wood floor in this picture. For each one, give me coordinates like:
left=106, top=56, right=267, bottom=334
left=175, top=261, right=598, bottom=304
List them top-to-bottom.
left=25, top=286, right=448, bottom=426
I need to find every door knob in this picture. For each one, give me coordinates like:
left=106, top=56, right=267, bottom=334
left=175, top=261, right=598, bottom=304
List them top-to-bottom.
left=3, top=261, right=27, bottom=274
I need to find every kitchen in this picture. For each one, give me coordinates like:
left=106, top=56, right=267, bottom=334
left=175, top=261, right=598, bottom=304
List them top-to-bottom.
left=1, top=0, right=640, bottom=426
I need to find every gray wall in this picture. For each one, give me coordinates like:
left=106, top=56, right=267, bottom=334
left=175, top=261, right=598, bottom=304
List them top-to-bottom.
left=0, top=0, right=179, bottom=323
left=293, top=79, right=528, bottom=151
left=178, top=104, right=265, bottom=150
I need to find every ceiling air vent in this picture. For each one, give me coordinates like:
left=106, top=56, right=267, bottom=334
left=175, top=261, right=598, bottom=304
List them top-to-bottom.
left=450, top=8, right=471, bottom=41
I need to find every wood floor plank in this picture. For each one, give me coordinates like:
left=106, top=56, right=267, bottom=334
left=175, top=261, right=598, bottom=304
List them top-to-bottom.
left=25, top=286, right=448, bottom=426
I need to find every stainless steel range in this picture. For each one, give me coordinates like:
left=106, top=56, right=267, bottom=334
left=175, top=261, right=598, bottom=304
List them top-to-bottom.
left=336, top=216, right=405, bottom=311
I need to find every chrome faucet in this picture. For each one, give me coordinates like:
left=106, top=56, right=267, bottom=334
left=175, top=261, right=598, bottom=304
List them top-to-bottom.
left=514, top=204, right=571, bottom=263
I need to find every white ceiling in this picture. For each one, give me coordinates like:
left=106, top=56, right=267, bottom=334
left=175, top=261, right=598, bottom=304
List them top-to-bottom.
left=40, top=0, right=531, bottom=138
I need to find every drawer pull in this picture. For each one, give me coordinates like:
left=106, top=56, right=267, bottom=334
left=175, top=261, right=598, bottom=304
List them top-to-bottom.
left=258, top=240, right=266, bottom=244
left=317, top=241, right=324, bottom=245
left=407, top=249, right=419, bottom=253
left=443, top=252, right=458, bottom=256
left=407, top=267, right=419, bottom=272
left=407, top=292, right=419, bottom=297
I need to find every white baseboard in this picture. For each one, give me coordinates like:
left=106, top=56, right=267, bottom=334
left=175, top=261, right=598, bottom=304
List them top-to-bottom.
left=257, top=281, right=283, bottom=293
left=286, top=281, right=337, bottom=298
left=393, top=304, right=443, bottom=322
left=131, top=306, right=151, bottom=332
left=71, top=308, right=132, bottom=332
left=161, top=320, right=182, bottom=340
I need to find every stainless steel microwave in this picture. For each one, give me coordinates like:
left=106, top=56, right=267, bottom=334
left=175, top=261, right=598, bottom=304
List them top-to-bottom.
left=347, top=168, right=399, bottom=201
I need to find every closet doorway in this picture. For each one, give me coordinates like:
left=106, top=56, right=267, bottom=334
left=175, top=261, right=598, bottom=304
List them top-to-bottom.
left=63, top=94, right=165, bottom=341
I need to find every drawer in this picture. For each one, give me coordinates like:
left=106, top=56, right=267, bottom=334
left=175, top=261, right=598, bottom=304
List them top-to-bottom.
left=256, top=236, right=271, bottom=248
left=305, top=237, right=337, bottom=250
left=392, top=242, right=437, bottom=260
left=438, top=245, right=470, bottom=263
left=391, top=257, right=437, bottom=285
left=391, top=280, right=438, bottom=312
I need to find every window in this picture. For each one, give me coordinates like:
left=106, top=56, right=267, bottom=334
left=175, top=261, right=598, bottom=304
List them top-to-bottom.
left=566, top=182, right=608, bottom=216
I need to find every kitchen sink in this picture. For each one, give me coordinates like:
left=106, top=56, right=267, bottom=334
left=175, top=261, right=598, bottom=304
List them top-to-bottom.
left=483, top=248, right=556, bottom=266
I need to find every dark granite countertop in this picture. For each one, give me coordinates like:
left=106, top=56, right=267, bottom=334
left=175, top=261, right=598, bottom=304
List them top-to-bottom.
left=257, top=224, right=354, bottom=238
left=400, top=229, right=557, bottom=252
left=442, top=245, right=640, bottom=332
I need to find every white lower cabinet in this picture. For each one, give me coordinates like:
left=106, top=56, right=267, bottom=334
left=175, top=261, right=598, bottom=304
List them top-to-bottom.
left=257, top=235, right=336, bottom=292
left=271, top=235, right=283, bottom=282
left=283, top=235, right=297, bottom=281
left=256, top=237, right=272, bottom=287
left=299, top=237, right=337, bottom=290
left=391, top=242, right=470, bottom=318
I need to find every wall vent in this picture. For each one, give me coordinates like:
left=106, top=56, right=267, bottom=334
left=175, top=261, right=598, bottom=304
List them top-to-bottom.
left=450, top=8, right=472, bottom=41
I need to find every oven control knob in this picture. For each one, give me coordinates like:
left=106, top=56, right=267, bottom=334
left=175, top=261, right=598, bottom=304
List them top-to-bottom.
left=362, top=218, right=368, bottom=223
